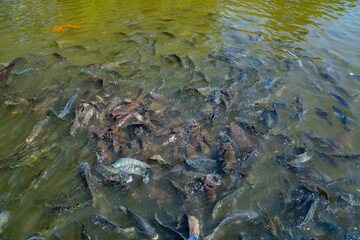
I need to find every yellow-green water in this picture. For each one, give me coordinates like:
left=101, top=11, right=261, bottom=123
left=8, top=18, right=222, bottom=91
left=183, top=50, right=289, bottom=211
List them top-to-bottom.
left=0, top=0, right=360, bottom=239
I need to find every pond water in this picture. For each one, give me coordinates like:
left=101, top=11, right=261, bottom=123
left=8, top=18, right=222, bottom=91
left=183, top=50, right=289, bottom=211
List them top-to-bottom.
left=0, top=0, right=360, bottom=239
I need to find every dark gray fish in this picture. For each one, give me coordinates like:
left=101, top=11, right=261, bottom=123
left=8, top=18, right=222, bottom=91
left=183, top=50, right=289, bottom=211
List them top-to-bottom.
left=160, top=32, right=177, bottom=38
left=63, top=45, right=89, bottom=51
left=52, top=53, right=67, bottom=60
left=166, top=54, right=184, bottom=67
left=0, top=57, right=26, bottom=81
left=318, top=70, right=337, bottom=84
left=347, top=73, right=360, bottom=81
left=332, top=85, right=358, bottom=100
left=58, top=88, right=80, bottom=118
left=329, top=92, right=351, bottom=109
left=291, top=96, right=304, bottom=120
left=333, top=105, right=350, bottom=131
left=314, top=108, right=333, bottom=127
left=331, top=154, right=360, bottom=160
left=26, top=168, right=47, bottom=190
left=326, top=177, right=360, bottom=188
left=297, top=199, right=319, bottom=228
left=45, top=201, right=90, bottom=215
left=117, top=205, right=158, bottom=240
left=206, top=211, right=259, bottom=240
left=154, top=213, right=186, bottom=240
left=75, top=221, right=92, bottom=240
left=238, top=232, right=251, bottom=240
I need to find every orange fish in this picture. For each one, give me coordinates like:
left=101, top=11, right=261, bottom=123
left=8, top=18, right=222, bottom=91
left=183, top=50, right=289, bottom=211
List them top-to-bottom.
left=53, top=25, right=82, bottom=32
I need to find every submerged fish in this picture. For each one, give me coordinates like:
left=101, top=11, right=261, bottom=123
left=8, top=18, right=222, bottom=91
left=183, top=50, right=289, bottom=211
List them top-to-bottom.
left=52, top=25, right=82, bottom=31
left=0, top=57, right=26, bottom=81
left=58, top=88, right=80, bottom=118
left=329, top=92, right=351, bottom=109
left=333, top=105, right=350, bottom=131
left=314, top=108, right=333, bottom=127
left=26, top=116, right=51, bottom=144
left=9, top=143, right=58, bottom=168
left=185, top=157, right=218, bottom=174
left=26, top=168, right=47, bottom=190
left=212, top=186, right=245, bottom=220
left=297, top=199, right=319, bottom=228
left=45, top=201, right=90, bottom=215
left=117, top=205, right=158, bottom=240
left=0, top=211, right=10, bottom=234
left=206, top=211, right=259, bottom=240
left=89, top=213, right=137, bottom=235
left=154, top=213, right=186, bottom=240
left=75, top=221, right=92, bottom=240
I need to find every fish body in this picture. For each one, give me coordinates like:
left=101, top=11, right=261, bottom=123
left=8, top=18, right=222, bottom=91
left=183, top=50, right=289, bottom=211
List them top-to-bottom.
left=0, top=57, right=26, bottom=81
left=58, top=88, right=80, bottom=118
left=329, top=92, right=351, bottom=109
left=333, top=105, right=349, bottom=131
left=314, top=108, right=333, bottom=127
left=26, top=116, right=50, bottom=144
left=9, top=143, right=58, bottom=168
left=185, top=157, right=218, bottom=174
left=109, top=158, right=151, bottom=178
left=96, top=162, right=133, bottom=184
left=27, top=169, right=47, bottom=190
left=212, top=186, right=245, bottom=220
left=297, top=199, right=319, bottom=228
left=45, top=201, right=90, bottom=215
left=117, top=205, right=158, bottom=239
left=0, top=211, right=10, bottom=234
left=206, top=211, right=258, bottom=240
left=89, top=213, right=120, bottom=232
left=154, top=213, right=186, bottom=240
left=75, top=221, right=92, bottom=240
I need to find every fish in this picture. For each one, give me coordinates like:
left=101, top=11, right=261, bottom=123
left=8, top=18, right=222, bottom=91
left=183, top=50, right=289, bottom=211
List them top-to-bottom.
left=52, top=25, right=82, bottom=31
left=160, top=32, right=177, bottom=38
left=63, top=45, right=89, bottom=51
left=52, top=52, right=67, bottom=60
left=166, top=54, right=184, bottom=67
left=0, top=57, right=26, bottom=81
left=332, top=85, right=359, bottom=100
left=58, top=88, right=80, bottom=118
left=329, top=92, right=351, bottom=109
left=291, top=96, right=304, bottom=120
left=333, top=105, right=350, bottom=131
left=314, top=108, right=333, bottom=127
left=26, top=116, right=51, bottom=144
left=9, top=143, right=58, bottom=168
left=331, top=154, right=360, bottom=160
left=109, top=157, right=151, bottom=183
left=185, top=157, right=218, bottom=174
left=81, top=162, right=103, bottom=204
left=96, top=162, right=133, bottom=184
left=26, top=168, right=47, bottom=190
left=326, top=177, right=360, bottom=188
left=212, top=186, right=245, bottom=220
left=297, top=199, right=319, bottom=228
left=45, top=201, right=90, bottom=215
left=117, top=205, right=159, bottom=240
left=260, top=210, right=277, bottom=236
left=0, top=211, right=10, bottom=234
left=206, top=211, right=259, bottom=240
left=89, top=213, right=121, bottom=232
left=154, top=213, right=186, bottom=240
left=75, top=221, right=92, bottom=240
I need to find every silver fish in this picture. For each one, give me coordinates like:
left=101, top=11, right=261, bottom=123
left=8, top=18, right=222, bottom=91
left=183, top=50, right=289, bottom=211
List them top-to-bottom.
left=58, top=88, right=80, bottom=118
left=25, top=116, right=50, bottom=144
left=109, top=158, right=151, bottom=183
left=206, top=211, right=259, bottom=240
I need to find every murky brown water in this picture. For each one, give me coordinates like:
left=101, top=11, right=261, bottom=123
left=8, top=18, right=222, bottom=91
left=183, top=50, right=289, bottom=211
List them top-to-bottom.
left=0, top=0, right=360, bottom=239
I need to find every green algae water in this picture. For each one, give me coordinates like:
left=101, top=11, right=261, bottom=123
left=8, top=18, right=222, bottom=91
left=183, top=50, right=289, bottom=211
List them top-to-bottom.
left=1, top=0, right=360, bottom=239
